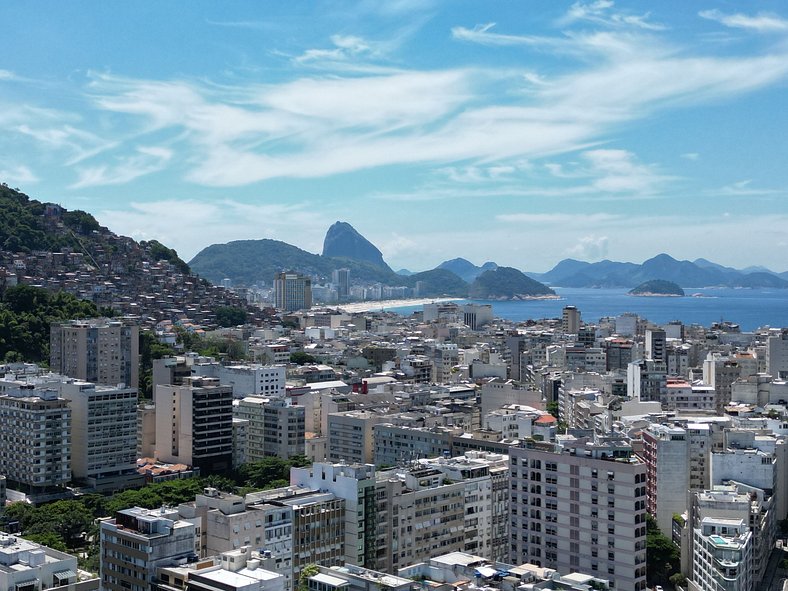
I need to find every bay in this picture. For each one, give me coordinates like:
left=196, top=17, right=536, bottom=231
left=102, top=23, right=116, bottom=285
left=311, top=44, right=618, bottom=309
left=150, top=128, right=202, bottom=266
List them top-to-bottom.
left=387, top=287, right=788, bottom=331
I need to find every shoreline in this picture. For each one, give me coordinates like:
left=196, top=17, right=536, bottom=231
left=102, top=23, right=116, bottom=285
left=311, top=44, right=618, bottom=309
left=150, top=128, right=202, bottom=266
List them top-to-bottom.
left=325, top=297, right=461, bottom=313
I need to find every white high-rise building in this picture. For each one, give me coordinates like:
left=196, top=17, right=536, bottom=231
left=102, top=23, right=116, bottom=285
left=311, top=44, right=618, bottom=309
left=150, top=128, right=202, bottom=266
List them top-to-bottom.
left=60, top=380, right=142, bottom=491
left=0, top=387, right=71, bottom=493
left=509, top=436, right=648, bottom=591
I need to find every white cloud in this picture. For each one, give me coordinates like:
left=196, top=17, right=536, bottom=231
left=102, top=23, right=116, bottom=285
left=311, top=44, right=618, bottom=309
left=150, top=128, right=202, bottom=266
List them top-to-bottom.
left=562, top=1, right=665, bottom=31
left=699, top=10, right=788, bottom=33
left=65, top=22, right=788, bottom=190
left=295, top=34, right=374, bottom=63
left=0, top=69, right=15, bottom=81
left=70, top=146, right=172, bottom=189
left=681, top=152, right=700, bottom=160
left=0, top=165, right=38, bottom=185
left=711, top=180, right=785, bottom=197
left=98, top=199, right=327, bottom=260
left=495, top=212, right=621, bottom=224
left=566, top=235, right=610, bottom=260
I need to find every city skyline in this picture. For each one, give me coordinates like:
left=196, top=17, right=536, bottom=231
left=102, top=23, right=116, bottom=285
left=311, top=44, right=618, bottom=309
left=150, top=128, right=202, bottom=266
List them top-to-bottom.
left=2, top=1, right=788, bottom=272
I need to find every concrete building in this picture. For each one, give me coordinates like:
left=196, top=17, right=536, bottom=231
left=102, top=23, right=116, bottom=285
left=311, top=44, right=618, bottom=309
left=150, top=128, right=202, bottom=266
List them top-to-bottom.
left=331, top=269, right=350, bottom=301
left=274, top=273, right=312, bottom=312
left=461, top=304, right=493, bottom=331
left=562, top=306, right=580, bottom=335
left=50, top=318, right=139, bottom=388
left=645, top=328, right=666, bottom=363
left=767, top=330, right=788, bottom=379
left=218, top=365, right=286, bottom=398
left=155, top=377, right=233, bottom=474
left=481, top=379, right=543, bottom=417
left=663, top=379, right=716, bottom=412
left=61, top=381, right=142, bottom=491
left=0, top=387, right=71, bottom=493
left=235, top=397, right=305, bottom=460
left=327, top=411, right=386, bottom=464
left=641, top=423, right=712, bottom=536
left=509, top=436, right=648, bottom=591
left=418, top=451, right=510, bottom=562
left=290, top=463, right=378, bottom=569
left=374, top=465, right=466, bottom=574
left=684, top=483, right=777, bottom=591
left=242, top=487, right=346, bottom=591
left=100, top=507, right=197, bottom=591
left=0, top=533, right=82, bottom=591
left=156, top=548, right=284, bottom=591
left=305, top=565, right=412, bottom=591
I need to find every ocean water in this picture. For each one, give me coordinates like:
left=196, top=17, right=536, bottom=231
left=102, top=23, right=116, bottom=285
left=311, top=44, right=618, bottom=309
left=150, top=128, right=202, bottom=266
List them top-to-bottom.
left=387, top=288, right=788, bottom=331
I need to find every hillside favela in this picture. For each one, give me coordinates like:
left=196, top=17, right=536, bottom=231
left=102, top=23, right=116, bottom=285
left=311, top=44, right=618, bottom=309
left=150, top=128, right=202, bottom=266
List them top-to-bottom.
left=2, top=4, right=788, bottom=591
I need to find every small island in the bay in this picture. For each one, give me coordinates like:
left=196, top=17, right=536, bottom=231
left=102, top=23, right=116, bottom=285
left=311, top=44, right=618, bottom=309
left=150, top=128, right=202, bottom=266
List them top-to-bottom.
left=629, top=279, right=685, bottom=297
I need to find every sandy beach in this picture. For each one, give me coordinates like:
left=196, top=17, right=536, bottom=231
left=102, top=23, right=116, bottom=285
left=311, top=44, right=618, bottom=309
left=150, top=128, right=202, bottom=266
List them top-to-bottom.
left=328, top=297, right=461, bottom=313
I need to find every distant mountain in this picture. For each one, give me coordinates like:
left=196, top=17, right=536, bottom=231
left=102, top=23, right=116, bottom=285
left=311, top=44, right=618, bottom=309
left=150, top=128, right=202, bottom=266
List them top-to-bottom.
left=322, top=221, right=391, bottom=271
left=189, top=239, right=397, bottom=286
left=540, top=254, right=788, bottom=288
left=437, top=258, right=498, bottom=283
left=530, top=258, right=592, bottom=284
left=468, top=267, right=554, bottom=299
left=396, top=268, right=414, bottom=276
left=407, top=268, right=468, bottom=297
left=629, top=279, right=684, bottom=296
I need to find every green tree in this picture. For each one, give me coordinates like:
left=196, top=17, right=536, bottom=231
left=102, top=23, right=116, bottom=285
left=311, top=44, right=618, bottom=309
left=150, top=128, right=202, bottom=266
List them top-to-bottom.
left=215, top=306, right=247, bottom=327
left=290, top=351, right=317, bottom=365
left=646, top=515, right=680, bottom=586
left=298, top=564, right=319, bottom=591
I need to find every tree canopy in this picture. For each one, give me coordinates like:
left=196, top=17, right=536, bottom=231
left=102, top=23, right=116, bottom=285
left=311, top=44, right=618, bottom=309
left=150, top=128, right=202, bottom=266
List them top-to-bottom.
left=0, top=285, right=102, bottom=362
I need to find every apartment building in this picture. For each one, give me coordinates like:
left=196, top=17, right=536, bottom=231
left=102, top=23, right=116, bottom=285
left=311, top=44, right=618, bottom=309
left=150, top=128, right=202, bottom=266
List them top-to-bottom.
left=274, top=273, right=312, bottom=312
left=50, top=318, right=139, bottom=388
left=154, top=377, right=233, bottom=474
left=60, top=380, right=142, bottom=491
left=0, top=387, right=71, bottom=493
left=235, top=397, right=305, bottom=460
left=327, top=411, right=385, bottom=464
left=641, top=422, right=712, bottom=535
left=509, top=436, right=648, bottom=591
left=418, top=451, right=510, bottom=562
left=290, top=463, right=377, bottom=569
left=374, top=466, right=466, bottom=574
left=685, top=485, right=768, bottom=591
left=100, top=507, right=197, bottom=591
left=0, top=533, right=81, bottom=591
left=156, top=548, right=284, bottom=591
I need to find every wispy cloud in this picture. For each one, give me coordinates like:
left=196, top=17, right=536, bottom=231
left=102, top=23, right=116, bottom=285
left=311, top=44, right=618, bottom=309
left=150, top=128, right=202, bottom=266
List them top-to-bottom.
left=562, top=1, right=666, bottom=31
left=699, top=10, right=788, bottom=33
left=451, top=23, right=556, bottom=48
left=0, top=69, right=16, bottom=81
left=70, top=146, right=172, bottom=189
left=681, top=152, right=700, bottom=161
left=0, top=165, right=38, bottom=185
left=711, top=180, right=785, bottom=197
left=98, top=198, right=327, bottom=260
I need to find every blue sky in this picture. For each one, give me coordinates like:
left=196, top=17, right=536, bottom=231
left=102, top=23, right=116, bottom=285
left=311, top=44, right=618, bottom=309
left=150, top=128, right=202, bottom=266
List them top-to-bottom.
left=2, top=1, right=788, bottom=272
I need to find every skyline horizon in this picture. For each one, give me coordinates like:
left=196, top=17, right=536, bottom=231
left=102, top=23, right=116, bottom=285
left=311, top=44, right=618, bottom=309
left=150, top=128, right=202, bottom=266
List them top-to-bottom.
left=2, top=2, right=788, bottom=271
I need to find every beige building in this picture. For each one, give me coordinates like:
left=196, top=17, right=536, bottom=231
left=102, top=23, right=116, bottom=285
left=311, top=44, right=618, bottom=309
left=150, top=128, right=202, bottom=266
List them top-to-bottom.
left=50, top=318, right=139, bottom=388
left=154, top=377, right=233, bottom=474
left=61, top=381, right=142, bottom=491
left=235, top=397, right=305, bottom=460
left=327, top=411, right=385, bottom=464
left=100, top=507, right=197, bottom=591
